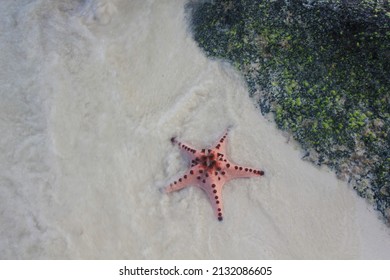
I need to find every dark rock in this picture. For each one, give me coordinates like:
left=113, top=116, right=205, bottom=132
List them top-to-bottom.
left=189, top=0, right=390, bottom=225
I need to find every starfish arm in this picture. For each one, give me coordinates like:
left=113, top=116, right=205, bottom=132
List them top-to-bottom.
left=213, top=129, right=229, bottom=154
left=171, top=137, right=202, bottom=162
left=225, top=163, right=264, bottom=180
left=165, top=167, right=200, bottom=193
left=199, top=177, right=226, bottom=221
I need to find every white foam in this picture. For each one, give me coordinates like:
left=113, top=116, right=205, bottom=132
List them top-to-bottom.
left=0, top=0, right=389, bottom=259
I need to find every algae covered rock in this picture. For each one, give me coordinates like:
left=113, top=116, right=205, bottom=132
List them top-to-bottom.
left=189, top=0, right=390, bottom=223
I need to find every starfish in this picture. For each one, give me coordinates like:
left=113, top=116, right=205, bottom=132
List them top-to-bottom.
left=165, top=129, right=264, bottom=221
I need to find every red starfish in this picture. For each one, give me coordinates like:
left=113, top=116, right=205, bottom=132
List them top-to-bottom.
left=165, top=129, right=265, bottom=221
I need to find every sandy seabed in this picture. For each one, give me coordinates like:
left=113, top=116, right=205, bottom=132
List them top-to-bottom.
left=0, top=0, right=389, bottom=259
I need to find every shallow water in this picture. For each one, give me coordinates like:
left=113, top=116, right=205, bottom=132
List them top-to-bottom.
left=0, top=0, right=389, bottom=259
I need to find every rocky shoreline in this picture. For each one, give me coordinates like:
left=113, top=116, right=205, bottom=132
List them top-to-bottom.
left=188, top=0, right=390, bottom=224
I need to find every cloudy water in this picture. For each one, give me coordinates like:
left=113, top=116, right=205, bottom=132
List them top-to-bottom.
left=0, top=0, right=389, bottom=259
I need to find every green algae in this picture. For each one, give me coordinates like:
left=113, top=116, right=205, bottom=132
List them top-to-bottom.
left=189, top=0, right=390, bottom=223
